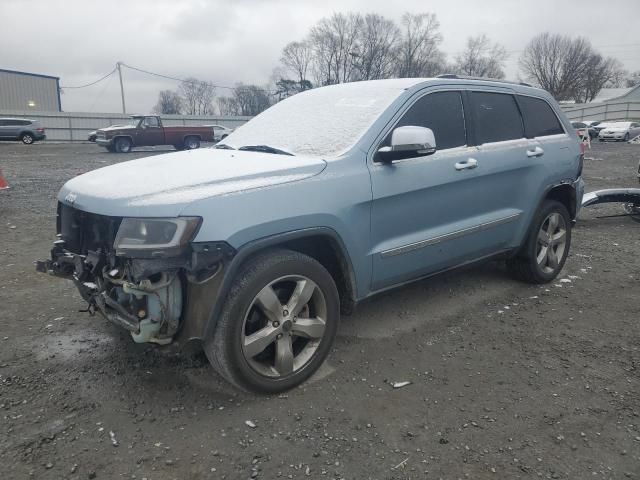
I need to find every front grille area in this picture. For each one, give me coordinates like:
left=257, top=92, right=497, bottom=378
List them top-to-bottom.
left=57, top=203, right=122, bottom=255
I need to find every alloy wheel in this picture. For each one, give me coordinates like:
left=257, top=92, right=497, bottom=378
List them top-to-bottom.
left=536, top=212, right=567, bottom=274
left=241, top=275, right=327, bottom=378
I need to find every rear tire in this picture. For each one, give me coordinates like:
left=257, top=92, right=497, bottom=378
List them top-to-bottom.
left=21, top=133, right=34, bottom=145
left=183, top=136, right=200, bottom=150
left=114, top=137, right=132, bottom=153
left=507, top=200, right=571, bottom=284
left=205, top=249, right=340, bottom=394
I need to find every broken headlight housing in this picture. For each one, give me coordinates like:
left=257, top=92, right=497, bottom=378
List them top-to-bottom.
left=114, top=217, right=201, bottom=257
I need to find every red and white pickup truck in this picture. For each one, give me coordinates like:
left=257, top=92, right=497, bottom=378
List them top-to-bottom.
left=95, top=115, right=214, bottom=153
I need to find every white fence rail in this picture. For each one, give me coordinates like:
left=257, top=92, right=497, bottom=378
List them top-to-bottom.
left=561, top=101, right=640, bottom=122
left=0, top=110, right=252, bottom=142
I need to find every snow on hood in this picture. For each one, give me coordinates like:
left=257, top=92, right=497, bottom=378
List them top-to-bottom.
left=602, top=123, right=631, bottom=131
left=99, top=124, right=135, bottom=131
left=58, top=148, right=326, bottom=217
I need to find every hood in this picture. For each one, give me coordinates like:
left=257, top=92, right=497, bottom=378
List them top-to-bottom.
left=98, top=124, right=135, bottom=132
left=602, top=125, right=629, bottom=132
left=58, top=148, right=326, bottom=217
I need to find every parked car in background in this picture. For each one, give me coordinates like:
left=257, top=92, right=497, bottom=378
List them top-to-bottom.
left=38, top=77, right=584, bottom=393
left=95, top=115, right=214, bottom=152
left=0, top=118, right=46, bottom=144
left=583, top=120, right=602, bottom=139
left=571, top=121, right=588, bottom=139
left=598, top=121, right=640, bottom=142
left=205, top=124, right=235, bottom=142
left=88, top=125, right=125, bottom=142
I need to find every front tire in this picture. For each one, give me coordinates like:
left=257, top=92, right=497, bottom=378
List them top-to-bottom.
left=183, top=136, right=200, bottom=150
left=114, top=137, right=132, bottom=153
left=507, top=200, right=571, bottom=284
left=205, top=249, right=340, bottom=393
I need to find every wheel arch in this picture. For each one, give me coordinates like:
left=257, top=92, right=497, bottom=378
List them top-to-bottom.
left=182, top=134, right=202, bottom=142
left=112, top=135, right=134, bottom=146
left=543, top=182, right=577, bottom=220
left=202, top=227, right=357, bottom=341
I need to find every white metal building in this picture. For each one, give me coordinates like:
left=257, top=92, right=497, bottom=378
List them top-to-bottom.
left=0, top=68, right=61, bottom=112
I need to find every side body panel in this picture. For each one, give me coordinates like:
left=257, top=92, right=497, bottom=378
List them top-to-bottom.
left=181, top=156, right=374, bottom=299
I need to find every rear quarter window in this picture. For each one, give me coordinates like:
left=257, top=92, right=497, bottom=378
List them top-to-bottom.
left=469, top=92, right=524, bottom=144
left=517, top=96, right=565, bottom=138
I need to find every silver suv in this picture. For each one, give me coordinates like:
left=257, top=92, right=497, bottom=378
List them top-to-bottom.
left=39, top=76, right=584, bottom=393
left=0, top=118, right=46, bottom=144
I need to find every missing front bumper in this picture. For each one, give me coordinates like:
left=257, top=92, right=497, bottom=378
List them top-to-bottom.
left=37, top=240, right=234, bottom=345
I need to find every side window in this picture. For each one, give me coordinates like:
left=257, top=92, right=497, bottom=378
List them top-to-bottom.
left=386, top=91, right=467, bottom=151
left=469, top=92, right=524, bottom=144
left=517, top=95, right=565, bottom=138
left=144, top=117, right=159, bottom=128
left=0, top=120, right=7, bottom=126
left=19, top=120, right=32, bottom=126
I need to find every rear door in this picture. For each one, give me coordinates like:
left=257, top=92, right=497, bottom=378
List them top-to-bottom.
left=463, top=90, right=548, bottom=252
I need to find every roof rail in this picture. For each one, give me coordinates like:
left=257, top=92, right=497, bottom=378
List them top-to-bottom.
left=436, top=74, right=532, bottom=88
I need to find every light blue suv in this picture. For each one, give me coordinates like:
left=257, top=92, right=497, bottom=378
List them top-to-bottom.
left=38, top=76, right=584, bottom=393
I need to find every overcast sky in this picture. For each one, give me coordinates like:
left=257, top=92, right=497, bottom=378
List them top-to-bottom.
left=2, top=0, right=639, bottom=114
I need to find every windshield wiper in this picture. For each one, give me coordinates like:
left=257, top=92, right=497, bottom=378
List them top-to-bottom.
left=214, top=143, right=234, bottom=150
left=238, top=145, right=294, bottom=156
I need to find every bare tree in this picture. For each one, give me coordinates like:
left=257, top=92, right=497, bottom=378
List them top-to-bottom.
left=309, top=12, right=363, bottom=85
left=395, top=12, right=445, bottom=78
left=352, top=14, right=400, bottom=80
left=520, top=33, right=625, bottom=102
left=453, top=34, right=507, bottom=79
left=281, top=41, right=313, bottom=83
left=578, top=56, right=625, bottom=102
left=626, top=70, right=640, bottom=87
left=178, top=77, right=200, bottom=115
left=179, top=78, right=216, bottom=115
left=195, top=81, right=216, bottom=115
left=232, top=84, right=272, bottom=116
left=153, top=90, right=182, bottom=114
left=217, top=96, right=240, bottom=116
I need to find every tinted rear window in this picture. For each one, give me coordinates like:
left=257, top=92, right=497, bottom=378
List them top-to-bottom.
left=469, top=92, right=523, bottom=144
left=518, top=96, right=565, bottom=138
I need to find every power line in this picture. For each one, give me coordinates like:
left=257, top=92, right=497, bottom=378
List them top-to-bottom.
left=121, top=63, right=237, bottom=90
left=60, top=68, right=116, bottom=89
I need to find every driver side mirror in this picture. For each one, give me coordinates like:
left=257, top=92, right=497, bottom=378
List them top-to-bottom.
left=377, top=126, right=437, bottom=163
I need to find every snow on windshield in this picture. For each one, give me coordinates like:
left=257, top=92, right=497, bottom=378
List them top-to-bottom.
left=223, top=79, right=422, bottom=157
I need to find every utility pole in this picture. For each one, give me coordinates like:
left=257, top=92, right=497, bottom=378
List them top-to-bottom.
left=116, top=61, right=126, bottom=114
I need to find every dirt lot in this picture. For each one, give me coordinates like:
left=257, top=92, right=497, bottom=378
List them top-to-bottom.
left=1, top=141, right=639, bottom=480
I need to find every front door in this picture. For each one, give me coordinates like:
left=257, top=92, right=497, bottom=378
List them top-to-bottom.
left=368, top=88, right=531, bottom=291
left=136, top=117, right=164, bottom=146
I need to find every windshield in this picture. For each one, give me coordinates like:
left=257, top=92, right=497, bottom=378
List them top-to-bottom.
left=221, top=79, right=420, bottom=157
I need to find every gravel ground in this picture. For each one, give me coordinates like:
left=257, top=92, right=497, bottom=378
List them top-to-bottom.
left=0, top=141, right=639, bottom=480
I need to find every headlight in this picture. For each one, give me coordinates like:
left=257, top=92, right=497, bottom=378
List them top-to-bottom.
left=114, top=217, right=201, bottom=255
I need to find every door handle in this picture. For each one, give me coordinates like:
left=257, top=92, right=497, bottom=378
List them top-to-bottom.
left=527, top=146, right=544, bottom=157
left=455, top=158, right=478, bottom=170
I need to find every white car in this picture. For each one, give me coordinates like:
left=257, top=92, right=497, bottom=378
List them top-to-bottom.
left=598, top=121, right=640, bottom=142
left=205, top=124, right=234, bottom=142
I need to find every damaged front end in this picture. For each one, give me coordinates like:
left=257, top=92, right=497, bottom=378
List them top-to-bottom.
left=36, top=203, right=233, bottom=345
